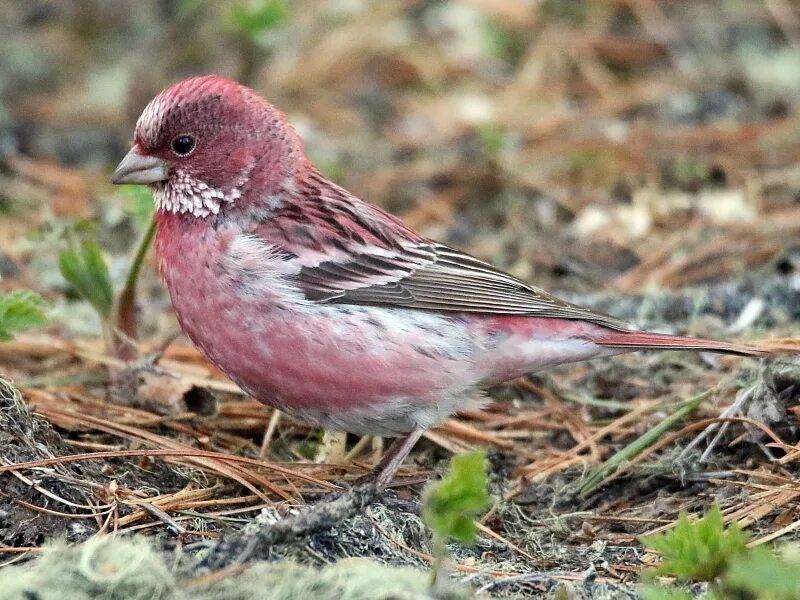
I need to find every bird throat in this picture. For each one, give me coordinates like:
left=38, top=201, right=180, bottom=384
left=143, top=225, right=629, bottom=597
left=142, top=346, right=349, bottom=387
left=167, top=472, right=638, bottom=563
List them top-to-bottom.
left=154, top=170, right=241, bottom=218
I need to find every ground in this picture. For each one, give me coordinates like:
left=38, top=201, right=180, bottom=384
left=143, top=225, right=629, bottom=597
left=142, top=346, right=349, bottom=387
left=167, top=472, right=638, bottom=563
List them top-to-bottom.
left=1, top=2, right=800, bottom=598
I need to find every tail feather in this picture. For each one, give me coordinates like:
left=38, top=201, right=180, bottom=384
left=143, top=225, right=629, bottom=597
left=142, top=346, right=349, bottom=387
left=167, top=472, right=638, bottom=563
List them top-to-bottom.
left=595, top=330, right=768, bottom=357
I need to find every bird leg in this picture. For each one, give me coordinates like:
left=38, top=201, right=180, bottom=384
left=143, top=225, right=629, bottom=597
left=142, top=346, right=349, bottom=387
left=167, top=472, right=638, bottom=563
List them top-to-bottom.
left=351, top=427, right=425, bottom=488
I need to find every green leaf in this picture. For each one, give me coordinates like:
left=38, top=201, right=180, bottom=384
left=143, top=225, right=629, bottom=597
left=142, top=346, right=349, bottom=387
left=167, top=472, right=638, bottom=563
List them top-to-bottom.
left=227, top=0, right=288, bottom=36
left=59, top=238, right=114, bottom=319
left=0, top=290, right=48, bottom=341
left=579, top=391, right=709, bottom=496
left=422, top=450, right=490, bottom=545
left=641, top=505, right=748, bottom=583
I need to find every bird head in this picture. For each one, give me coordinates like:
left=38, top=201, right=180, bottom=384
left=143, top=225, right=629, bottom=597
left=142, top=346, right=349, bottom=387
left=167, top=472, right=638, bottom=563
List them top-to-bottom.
left=111, top=75, right=304, bottom=218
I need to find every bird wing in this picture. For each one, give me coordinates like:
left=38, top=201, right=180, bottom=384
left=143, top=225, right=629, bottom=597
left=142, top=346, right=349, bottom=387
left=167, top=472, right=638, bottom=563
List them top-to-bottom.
left=254, top=170, right=631, bottom=330
left=293, top=241, right=630, bottom=329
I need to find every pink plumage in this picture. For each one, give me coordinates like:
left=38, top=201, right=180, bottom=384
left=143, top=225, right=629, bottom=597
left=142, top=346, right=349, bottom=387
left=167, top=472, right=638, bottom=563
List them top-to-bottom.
left=112, top=75, right=767, bottom=485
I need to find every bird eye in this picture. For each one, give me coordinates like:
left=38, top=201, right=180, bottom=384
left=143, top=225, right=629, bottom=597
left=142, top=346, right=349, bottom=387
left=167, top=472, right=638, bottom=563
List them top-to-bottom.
left=171, top=135, right=195, bottom=156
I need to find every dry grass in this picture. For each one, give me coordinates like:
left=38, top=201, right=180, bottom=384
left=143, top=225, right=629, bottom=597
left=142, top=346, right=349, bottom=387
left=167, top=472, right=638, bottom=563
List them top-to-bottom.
left=1, top=1, right=800, bottom=596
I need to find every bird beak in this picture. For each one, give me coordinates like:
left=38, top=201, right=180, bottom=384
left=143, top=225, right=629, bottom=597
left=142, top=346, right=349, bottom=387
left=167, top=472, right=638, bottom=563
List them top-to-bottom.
left=111, top=147, right=168, bottom=185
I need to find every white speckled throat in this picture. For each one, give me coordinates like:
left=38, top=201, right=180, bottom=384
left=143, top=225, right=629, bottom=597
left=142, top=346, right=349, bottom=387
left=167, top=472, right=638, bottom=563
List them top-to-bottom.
left=155, top=169, right=243, bottom=218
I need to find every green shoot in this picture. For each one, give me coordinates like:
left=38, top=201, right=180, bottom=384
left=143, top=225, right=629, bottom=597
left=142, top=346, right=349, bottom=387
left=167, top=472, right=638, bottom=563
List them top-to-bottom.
left=225, top=0, right=290, bottom=86
left=226, top=0, right=289, bottom=38
left=114, top=184, right=157, bottom=356
left=58, top=190, right=157, bottom=359
left=114, top=217, right=156, bottom=351
left=59, top=229, right=133, bottom=356
left=59, top=237, right=114, bottom=320
left=0, top=291, right=48, bottom=341
left=579, top=391, right=709, bottom=496
left=422, top=450, right=490, bottom=585
left=641, top=504, right=800, bottom=599
left=642, top=505, right=748, bottom=583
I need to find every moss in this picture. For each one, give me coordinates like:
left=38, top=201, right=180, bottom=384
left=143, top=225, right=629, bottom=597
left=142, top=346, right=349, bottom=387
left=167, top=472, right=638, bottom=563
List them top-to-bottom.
left=0, top=536, right=473, bottom=600
left=0, top=537, right=173, bottom=600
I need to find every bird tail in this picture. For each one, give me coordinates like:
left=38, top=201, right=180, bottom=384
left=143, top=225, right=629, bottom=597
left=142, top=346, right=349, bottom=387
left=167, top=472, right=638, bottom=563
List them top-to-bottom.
left=593, top=330, right=769, bottom=357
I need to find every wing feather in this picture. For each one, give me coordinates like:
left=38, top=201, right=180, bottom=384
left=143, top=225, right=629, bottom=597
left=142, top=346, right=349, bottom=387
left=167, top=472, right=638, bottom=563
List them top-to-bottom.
left=256, top=169, right=631, bottom=330
left=292, top=242, right=630, bottom=330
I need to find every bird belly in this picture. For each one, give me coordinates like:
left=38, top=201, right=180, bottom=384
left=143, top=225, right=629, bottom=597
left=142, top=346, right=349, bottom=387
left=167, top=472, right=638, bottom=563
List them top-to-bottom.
left=156, top=218, right=483, bottom=435
left=184, top=302, right=483, bottom=435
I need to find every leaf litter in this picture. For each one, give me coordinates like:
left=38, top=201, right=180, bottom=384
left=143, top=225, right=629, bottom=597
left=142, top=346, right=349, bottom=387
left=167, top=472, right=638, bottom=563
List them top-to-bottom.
left=1, top=1, right=800, bottom=598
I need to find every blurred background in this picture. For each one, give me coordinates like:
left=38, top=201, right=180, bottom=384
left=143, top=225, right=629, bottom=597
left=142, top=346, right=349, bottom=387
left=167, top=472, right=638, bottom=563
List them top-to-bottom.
left=3, top=0, right=800, bottom=332
left=2, top=3, right=800, bottom=586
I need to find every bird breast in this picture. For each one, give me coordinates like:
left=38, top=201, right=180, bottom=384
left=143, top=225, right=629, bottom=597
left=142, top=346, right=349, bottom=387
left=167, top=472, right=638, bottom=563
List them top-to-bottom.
left=153, top=215, right=485, bottom=434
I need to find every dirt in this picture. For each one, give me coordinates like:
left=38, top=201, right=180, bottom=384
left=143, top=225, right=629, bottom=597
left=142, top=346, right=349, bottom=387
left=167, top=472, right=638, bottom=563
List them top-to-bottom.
left=0, top=378, right=99, bottom=547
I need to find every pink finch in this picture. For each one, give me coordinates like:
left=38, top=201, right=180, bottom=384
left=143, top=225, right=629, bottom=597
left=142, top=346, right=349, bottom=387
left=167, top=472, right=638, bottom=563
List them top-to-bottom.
left=113, top=75, right=767, bottom=486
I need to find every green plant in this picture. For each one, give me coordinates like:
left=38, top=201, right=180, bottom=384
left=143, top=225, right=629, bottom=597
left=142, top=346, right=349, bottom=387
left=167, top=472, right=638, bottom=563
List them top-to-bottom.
left=224, top=0, right=290, bottom=86
left=226, top=0, right=288, bottom=38
left=59, top=207, right=155, bottom=359
left=115, top=217, right=156, bottom=352
left=59, top=237, right=114, bottom=321
left=0, top=291, right=48, bottom=341
left=580, top=391, right=709, bottom=496
left=422, top=450, right=490, bottom=585
left=641, top=504, right=800, bottom=599
left=643, top=505, right=748, bottom=583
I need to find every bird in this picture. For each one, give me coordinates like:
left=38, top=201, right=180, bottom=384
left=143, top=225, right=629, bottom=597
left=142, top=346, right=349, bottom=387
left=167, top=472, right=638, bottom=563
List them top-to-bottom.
left=112, top=74, right=768, bottom=487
